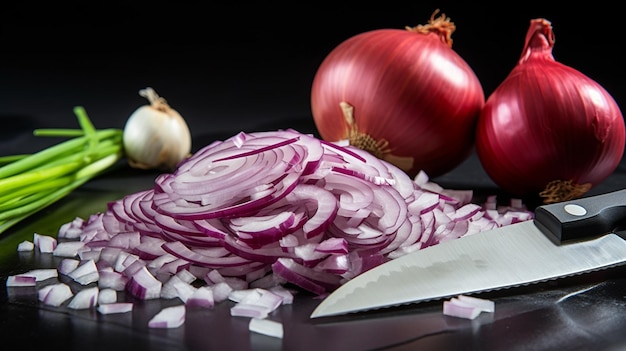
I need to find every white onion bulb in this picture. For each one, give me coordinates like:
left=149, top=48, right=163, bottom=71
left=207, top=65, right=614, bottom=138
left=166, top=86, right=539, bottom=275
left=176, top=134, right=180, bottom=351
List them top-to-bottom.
left=123, top=87, right=192, bottom=170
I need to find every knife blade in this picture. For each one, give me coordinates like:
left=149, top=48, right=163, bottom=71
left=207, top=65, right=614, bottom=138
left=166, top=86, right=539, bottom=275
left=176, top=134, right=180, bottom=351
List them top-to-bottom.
left=311, top=189, right=626, bottom=318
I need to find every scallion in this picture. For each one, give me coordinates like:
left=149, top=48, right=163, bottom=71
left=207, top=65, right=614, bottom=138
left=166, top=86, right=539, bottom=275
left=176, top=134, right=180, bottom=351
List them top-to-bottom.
left=0, top=87, right=192, bottom=236
left=0, top=106, right=124, bottom=235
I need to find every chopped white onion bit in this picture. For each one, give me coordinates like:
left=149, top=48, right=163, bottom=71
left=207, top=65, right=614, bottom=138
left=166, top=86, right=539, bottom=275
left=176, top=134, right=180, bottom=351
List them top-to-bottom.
left=34, top=233, right=57, bottom=253
left=17, top=240, right=34, bottom=252
left=53, top=241, right=86, bottom=257
left=58, top=258, right=81, bottom=275
left=67, top=259, right=100, bottom=285
left=127, top=266, right=162, bottom=300
left=7, top=268, right=59, bottom=287
left=22, top=268, right=58, bottom=282
left=98, top=270, right=128, bottom=291
left=6, top=275, right=36, bottom=287
left=211, top=282, right=234, bottom=303
left=38, top=283, right=74, bottom=307
left=186, top=286, right=214, bottom=308
left=269, top=286, right=294, bottom=305
left=68, top=287, right=99, bottom=309
left=230, top=287, right=288, bottom=320
left=98, top=288, right=118, bottom=305
left=457, top=294, right=495, bottom=313
left=443, top=295, right=495, bottom=319
left=443, top=300, right=481, bottom=320
left=97, top=302, right=133, bottom=314
left=231, top=303, right=270, bottom=319
left=148, top=305, right=186, bottom=328
left=249, top=318, right=284, bottom=339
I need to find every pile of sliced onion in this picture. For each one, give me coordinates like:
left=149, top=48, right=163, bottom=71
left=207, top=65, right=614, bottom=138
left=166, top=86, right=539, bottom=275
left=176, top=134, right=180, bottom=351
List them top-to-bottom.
left=7, top=129, right=533, bottom=331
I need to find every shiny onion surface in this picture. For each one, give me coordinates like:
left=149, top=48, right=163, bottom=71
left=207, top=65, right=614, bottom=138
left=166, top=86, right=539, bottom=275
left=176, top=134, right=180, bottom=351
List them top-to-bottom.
left=311, top=11, right=485, bottom=178
left=476, top=18, right=625, bottom=203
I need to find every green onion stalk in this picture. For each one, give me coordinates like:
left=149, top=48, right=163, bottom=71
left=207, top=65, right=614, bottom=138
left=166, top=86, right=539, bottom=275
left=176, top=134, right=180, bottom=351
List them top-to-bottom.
left=0, top=88, right=192, bottom=236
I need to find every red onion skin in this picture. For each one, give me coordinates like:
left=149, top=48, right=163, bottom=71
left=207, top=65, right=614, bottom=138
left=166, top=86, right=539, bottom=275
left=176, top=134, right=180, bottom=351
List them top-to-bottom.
left=310, top=15, right=485, bottom=178
left=476, top=18, right=625, bottom=197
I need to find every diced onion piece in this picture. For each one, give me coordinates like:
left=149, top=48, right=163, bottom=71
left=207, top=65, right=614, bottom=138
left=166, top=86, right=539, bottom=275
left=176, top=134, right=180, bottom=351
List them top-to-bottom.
left=58, top=217, right=85, bottom=239
left=34, top=233, right=57, bottom=253
left=17, top=241, right=34, bottom=252
left=53, top=241, right=86, bottom=257
left=58, top=258, right=81, bottom=275
left=67, top=259, right=99, bottom=285
left=126, top=266, right=162, bottom=300
left=6, top=268, right=58, bottom=287
left=22, top=268, right=59, bottom=282
left=175, top=269, right=197, bottom=283
left=98, top=270, right=128, bottom=291
left=160, top=270, right=197, bottom=301
left=6, top=275, right=36, bottom=287
left=161, top=275, right=189, bottom=300
left=173, top=280, right=197, bottom=303
left=211, top=282, right=234, bottom=303
left=38, top=283, right=74, bottom=307
left=268, top=285, right=294, bottom=305
left=68, top=286, right=99, bottom=309
left=186, top=286, right=215, bottom=308
left=230, top=287, right=285, bottom=318
left=98, top=288, right=118, bottom=304
left=228, top=288, right=261, bottom=303
left=250, top=289, right=283, bottom=311
left=442, top=294, right=495, bottom=320
left=456, top=294, right=495, bottom=313
left=443, top=300, right=481, bottom=320
left=97, top=302, right=133, bottom=314
left=230, top=303, right=270, bottom=319
left=148, top=305, right=186, bottom=328
left=249, top=318, right=284, bottom=339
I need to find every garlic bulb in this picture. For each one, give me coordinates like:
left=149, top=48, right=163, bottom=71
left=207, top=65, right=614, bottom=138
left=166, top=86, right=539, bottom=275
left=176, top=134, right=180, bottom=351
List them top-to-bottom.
left=123, top=87, right=192, bottom=170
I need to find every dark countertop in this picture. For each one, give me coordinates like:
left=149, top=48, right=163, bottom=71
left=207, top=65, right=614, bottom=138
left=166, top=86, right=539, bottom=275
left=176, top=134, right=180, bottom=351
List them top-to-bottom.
left=1, top=3, right=626, bottom=350
left=1, top=136, right=626, bottom=351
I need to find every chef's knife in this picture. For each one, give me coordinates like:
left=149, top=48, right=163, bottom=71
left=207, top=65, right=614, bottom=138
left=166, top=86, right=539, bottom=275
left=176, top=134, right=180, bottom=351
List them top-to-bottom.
left=311, top=189, right=626, bottom=318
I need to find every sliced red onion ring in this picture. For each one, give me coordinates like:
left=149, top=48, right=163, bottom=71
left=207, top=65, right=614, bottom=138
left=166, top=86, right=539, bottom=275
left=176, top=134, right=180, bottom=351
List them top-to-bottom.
left=154, top=172, right=301, bottom=220
left=162, top=241, right=254, bottom=268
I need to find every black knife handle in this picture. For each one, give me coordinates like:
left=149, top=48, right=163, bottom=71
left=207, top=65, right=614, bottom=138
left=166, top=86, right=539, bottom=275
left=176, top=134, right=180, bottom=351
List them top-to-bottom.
left=533, top=189, right=626, bottom=245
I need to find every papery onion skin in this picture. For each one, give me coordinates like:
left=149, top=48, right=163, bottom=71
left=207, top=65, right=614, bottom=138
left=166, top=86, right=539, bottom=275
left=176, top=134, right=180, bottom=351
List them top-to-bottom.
left=310, top=11, right=485, bottom=178
left=475, top=18, right=625, bottom=201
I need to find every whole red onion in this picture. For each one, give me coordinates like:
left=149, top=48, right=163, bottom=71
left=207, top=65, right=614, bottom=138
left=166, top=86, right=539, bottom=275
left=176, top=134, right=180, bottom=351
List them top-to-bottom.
left=310, top=11, right=485, bottom=178
left=476, top=18, right=625, bottom=203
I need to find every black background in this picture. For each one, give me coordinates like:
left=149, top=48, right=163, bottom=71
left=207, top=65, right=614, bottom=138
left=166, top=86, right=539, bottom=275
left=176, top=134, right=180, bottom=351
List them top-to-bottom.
left=1, top=2, right=623, bottom=161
